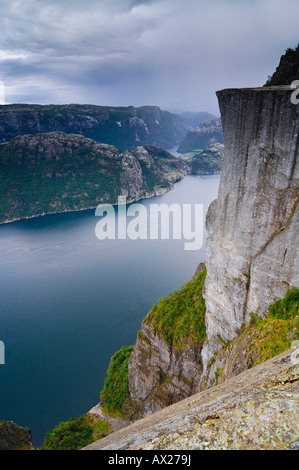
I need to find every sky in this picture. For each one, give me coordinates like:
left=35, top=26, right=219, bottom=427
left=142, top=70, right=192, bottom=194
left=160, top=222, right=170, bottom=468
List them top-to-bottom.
left=0, top=0, right=298, bottom=115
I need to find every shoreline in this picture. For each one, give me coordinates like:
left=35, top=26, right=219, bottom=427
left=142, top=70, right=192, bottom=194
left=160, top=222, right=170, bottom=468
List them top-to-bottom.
left=0, top=172, right=222, bottom=227
left=0, top=184, right=174, bottom=226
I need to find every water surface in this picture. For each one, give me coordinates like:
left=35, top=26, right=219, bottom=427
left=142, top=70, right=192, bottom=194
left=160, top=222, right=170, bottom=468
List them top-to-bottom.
left=0, top=175, right=220, bottom=446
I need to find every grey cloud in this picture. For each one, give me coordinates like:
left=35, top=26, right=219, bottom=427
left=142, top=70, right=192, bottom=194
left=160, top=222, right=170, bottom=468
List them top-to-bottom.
left=0, top=0, right=298, bottom=113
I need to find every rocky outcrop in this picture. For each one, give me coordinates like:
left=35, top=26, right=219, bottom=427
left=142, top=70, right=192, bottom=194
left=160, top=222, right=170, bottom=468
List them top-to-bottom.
left=265, top=44, right=299, bottom=86
left=125, top=83, right=299, bottom=410
left=201, top=86, right=299, bottom=387
left=0, top=104, right=185, bottom=150
left=177, top=118, right=223, bottom=153
left=0, top=132, right=189, bottom=224
left=127, top=268, right=206, bottom=418
left=128, top=322, right=203, bottom=417
left=83, top=346, right=299, bottom=450
left=0, top=421, right=33, bottom=450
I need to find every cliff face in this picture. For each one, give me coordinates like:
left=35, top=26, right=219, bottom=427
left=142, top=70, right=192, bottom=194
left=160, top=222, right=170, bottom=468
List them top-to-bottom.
left=84, top=85, right=299, bottom=450
left=124, top=86, right=299, bottom=413
left=202, top=86, right=299, bottom=386
left=0, top=132, right=188, bottom=223
left=127, top=268, right=206, bottom=418
left=128, top=322, right=203, bottom=417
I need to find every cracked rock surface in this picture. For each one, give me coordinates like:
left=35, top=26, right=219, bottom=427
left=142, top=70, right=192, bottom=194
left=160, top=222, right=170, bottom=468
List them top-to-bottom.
left=202, top=87, right=299, bottom=385
left=83, top=347, right=299, bottom=450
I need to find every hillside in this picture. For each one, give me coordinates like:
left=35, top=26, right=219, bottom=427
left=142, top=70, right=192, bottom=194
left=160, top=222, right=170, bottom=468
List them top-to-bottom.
left=171, top=111, right=218, bottom=131
left=177, top=118, right=223, bottom=154
left=0, top=132, right=188, bottom=224
left=191, top=143, right=224, bottom=175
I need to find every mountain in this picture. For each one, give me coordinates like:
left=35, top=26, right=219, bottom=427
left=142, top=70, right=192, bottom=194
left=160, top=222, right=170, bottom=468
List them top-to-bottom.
left=0, top=104, right=186, bottom=151
left=170, top=111, right=218, bottom=131
left=177, top=117, right=223, bottom=153
left=0, top=132, right=189, bottom=224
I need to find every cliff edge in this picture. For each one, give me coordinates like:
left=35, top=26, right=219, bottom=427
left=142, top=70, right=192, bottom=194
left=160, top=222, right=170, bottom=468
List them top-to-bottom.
left=202, top=86, right=299, bottom=386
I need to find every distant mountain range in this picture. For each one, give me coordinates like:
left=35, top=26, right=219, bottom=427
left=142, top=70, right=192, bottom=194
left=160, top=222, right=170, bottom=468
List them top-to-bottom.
left=0, top=104, right=217, bottom=151
left=0, top=104, right=223, bottom=224
left=169, top=111, right=218, bottom=131
left=178, top=117, right=223, bottom=153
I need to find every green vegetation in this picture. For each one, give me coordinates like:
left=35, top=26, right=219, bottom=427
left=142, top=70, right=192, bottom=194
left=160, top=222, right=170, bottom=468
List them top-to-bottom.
left=177, top=119, right=223, bottom=154
left=0, top=133, right=187, bottom=224
left=0, top=136, right=119, bottom=222
left=191, top=145, right=223, bottom=175
left=187, top=149, right=204, bottom=155
left=145, top=268, right=207, bottom=348
left=225, top=288, right=299, bottom=368
left=246, top=288, right=299, bottom=363
left=268, top=288, right=299, bottom=320
left=100, top=345, right=134, bottom=418
left=215, top=368, right=222, bottom=385
left=42, top=414, right=109, bottom=450
left=0, top=421, right=32, bottom=450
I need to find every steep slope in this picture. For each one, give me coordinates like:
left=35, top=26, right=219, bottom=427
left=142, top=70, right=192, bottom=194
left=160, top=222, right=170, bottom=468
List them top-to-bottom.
left=0, top=104, right=185, bottom=150
left=0, top=132, right=189, bottom=224
left=127, top=268, right=206, bottom=418
left=83, top=347, right=299, bottom=450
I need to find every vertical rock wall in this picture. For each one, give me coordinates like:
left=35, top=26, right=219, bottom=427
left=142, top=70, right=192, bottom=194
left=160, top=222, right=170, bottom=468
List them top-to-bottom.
left=202, top=86, right=299, bottom=383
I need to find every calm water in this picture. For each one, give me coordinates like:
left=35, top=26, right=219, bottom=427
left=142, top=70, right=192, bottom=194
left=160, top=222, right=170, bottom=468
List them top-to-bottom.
left=0, top=175, right=220, bottom=447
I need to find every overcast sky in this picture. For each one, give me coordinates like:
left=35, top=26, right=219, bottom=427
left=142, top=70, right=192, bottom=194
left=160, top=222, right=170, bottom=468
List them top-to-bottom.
left=0, top=0, right=298, bottom=115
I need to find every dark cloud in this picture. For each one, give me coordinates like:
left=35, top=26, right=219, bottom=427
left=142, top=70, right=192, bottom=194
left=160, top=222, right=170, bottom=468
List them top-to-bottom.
left=0, top=0, right=298, bottom=113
